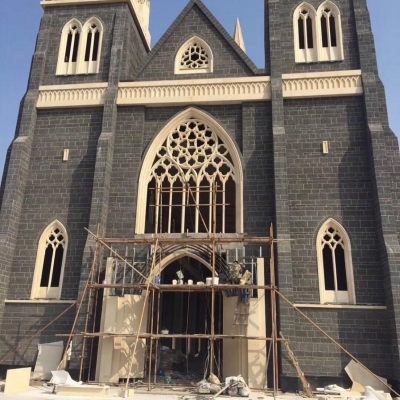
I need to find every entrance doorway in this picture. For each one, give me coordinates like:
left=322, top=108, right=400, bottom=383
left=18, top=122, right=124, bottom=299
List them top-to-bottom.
left=154, top=257, right=223, bottom=379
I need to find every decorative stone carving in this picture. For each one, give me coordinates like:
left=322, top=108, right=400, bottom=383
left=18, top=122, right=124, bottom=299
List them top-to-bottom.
left=282, top=70, right=362, bottom=98
left=118, top=77, right=271, bottom=105
left=37, top=83, right=107, bottom=108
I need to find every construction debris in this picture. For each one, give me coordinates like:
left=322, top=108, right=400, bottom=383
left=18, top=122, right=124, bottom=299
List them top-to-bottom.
left=31, top=341, right=64, bottom=380
left=345, top=360, right=390, bottom=393
left=3, top=367, right=31, bottom=394
left=50, top=370, right=81, bottom=386
left=197, top=374, right=250, bottom=397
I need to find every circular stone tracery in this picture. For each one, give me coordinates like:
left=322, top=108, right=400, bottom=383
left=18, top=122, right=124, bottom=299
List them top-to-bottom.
left=181, top=43, right=209, bottom=69
left=151, top=118, right=235, bottom=184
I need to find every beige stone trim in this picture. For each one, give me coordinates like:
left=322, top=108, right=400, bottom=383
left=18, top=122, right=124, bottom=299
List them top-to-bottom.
left=41, top=0, right=151, bottom=47
left=35, top=70, right=363, bottom=108
left=282, top=70, right=363, bottom=98
left=118, top=77, right=272, bottom=106
left=37, top=83, right=108, bottom=108
left=5, top=300, right=76, bottom=304
left=293, top=304, right=386, bottom=310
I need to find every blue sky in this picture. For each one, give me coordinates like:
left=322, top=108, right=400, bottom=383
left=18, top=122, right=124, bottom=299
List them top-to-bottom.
left=0, top=0, right=399, bottom=179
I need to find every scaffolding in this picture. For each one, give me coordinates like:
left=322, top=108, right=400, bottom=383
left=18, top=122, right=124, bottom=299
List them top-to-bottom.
left=1, top=181, right=397, bottom=399
left=55, top=182, right=283, bottom=395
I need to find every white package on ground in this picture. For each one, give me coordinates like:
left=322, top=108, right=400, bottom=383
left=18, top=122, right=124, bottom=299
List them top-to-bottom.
left=31, top=341, right=64, bottom=380
left=345, top=360, right=390, bottom=392
left=51, top=370, right=82, bottom=386
left=364, top=386, right=389, bottom=400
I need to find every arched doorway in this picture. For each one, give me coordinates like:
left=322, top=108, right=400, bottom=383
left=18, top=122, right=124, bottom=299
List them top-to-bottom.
left=153, top=255, right=223, bottom=378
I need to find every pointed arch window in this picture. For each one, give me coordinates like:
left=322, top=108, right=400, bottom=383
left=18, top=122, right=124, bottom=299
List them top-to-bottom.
left=317, top=2, right=344, bottom=61
left=294, top=3, right=318, bottom=63
left=78, top=18, right=103, bottom=74
left=56, top=20, right=82, bottom=75
left=175, top=36, right=213, bottom=74
left=136, top=109, right=243, bottom=234
left=316, top=219, right=355, bottom=304
left=31, top=221, right=68, bottom=299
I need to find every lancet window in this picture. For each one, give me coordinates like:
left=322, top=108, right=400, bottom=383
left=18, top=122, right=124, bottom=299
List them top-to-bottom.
left=317, top=2, right=344, bottom=61
left=294, top=4, right=318, bottom=63
left=78, top=18, right=103, bottom=74
left=56, top=20, right=82, bottom=75
left=145, top=118, right=237, bottom=234
left=316, top=219, right=355, bottom=304
left=31, top=221, right=68, bottom=299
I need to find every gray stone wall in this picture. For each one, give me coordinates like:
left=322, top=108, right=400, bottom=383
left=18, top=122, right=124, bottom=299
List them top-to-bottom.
left=136, top=4, right=255, bottom=82
left=120, top=14, right=149, bottom=81
left=284, top=97, right=385, bottom=305
left=6, top=108, right=102, bottom=300
left=0, top=303, right=75, bottom=366
left=292, top=309, right=392, bottom=378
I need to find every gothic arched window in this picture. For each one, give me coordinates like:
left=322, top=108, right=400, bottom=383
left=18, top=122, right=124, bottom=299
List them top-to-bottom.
left=317, top=2, right=344, bottom=61
left=293, top=3, right=317, bottom=63
left=78, top=17, right=103, bottom=74
left=56, top=19, right=82, bottom=75
left=175, top=36, right=213, bottom=74
left=136, top=109, right=243, bottom=234
left=316, top=219, right=355, bottom=304
left=31, top=221, right=68, bottom=299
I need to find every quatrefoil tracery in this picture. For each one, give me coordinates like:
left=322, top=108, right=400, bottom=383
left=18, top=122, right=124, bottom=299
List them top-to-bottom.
left=150, top=119, right=236, bottom=186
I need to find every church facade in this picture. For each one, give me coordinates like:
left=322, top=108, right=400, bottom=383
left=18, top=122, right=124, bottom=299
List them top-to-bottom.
left=0, top=0, right=399, bottom=390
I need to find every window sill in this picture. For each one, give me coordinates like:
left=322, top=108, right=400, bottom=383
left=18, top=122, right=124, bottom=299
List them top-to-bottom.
left=4, top=299, right=76, bottom=304
left=293, top=303, right=386, bottom=310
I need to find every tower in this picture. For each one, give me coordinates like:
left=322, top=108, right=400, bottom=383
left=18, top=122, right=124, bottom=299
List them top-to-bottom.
left=265, top=0, right=400, bottom=389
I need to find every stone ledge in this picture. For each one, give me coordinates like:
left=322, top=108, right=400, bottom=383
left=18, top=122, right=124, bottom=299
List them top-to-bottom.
left=282, top=69, right=363, bottom=98
left=118, top=76, right=272, bottom=106
left=5, top=299, right=76, bottom=304
left=293, top=303, right=386, bottom=310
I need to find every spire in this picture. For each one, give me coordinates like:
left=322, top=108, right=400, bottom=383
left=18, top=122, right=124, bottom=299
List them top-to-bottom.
left=131, top=0, right=151, bottom=46
left=234, top=18, right=246, bottom=53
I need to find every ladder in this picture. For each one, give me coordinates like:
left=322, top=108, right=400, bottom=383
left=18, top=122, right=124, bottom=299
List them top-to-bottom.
left=232, top=301, right=250, bottom=333
left=280, top=332, right=314, bottom=398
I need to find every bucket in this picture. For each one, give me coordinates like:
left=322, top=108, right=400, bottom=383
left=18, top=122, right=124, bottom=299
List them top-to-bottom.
left=206, top=277, right=212, bottom=286
left=213, top=277, right=219, bottom=285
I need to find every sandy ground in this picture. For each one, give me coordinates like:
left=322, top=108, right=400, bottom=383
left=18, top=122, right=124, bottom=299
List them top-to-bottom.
left=0, top=385, right=301, bottom=400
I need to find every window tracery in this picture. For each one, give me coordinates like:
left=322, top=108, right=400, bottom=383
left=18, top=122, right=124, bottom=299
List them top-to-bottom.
left=293, top=2, right=344, bottom=63
left=317, top=2, right=344, bottom=61
left=294, top=3, right=318, bottom=63
left=57, top=18, right=103, bottom=75
left=78, top=18, right=103, bottom=74
left=56, top=20, right=82, bottom=75
left=175, top=37, right=213, bottom=74
left=146, top=119, right=236, bottom=234
left=316, top=219, right=355, bottom=304
left=31, top=221, right=68, bottom=299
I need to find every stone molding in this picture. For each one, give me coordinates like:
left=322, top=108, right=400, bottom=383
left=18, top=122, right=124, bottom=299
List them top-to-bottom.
left=41, top=0, right=151, bottom=47
left=282, top=70, right=363, bottom=98
left=35, top=71, right=364, bottom=108
left=118, top=77, right=272, bottom=106
left=37, top=83, right=108, bottom=108
left=4, top=300, right=76, bottom=304
left=293, top=304, right=387, bottom=310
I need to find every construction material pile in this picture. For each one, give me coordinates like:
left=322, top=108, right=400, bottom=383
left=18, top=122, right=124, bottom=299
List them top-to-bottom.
left=197, top=373, right=250, bottom=397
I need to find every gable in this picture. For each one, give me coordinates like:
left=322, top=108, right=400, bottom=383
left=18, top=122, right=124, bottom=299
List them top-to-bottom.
left=135, top=4, right=258, bottom=81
